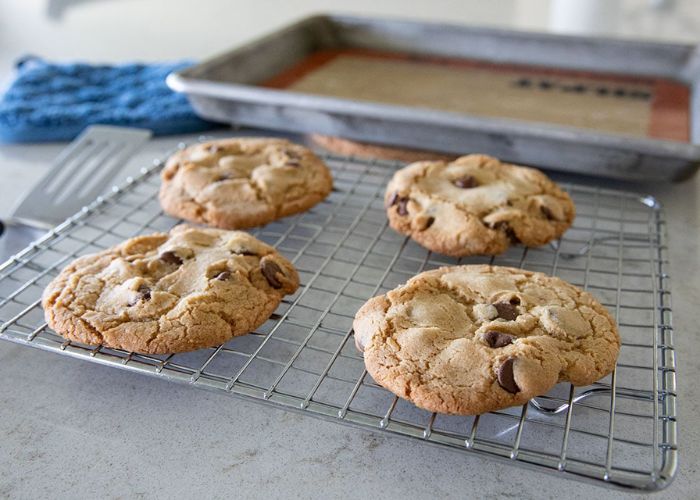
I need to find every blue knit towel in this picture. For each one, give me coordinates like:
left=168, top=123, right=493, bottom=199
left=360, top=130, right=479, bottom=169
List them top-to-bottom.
left=0, top=57, right=217, bottom=143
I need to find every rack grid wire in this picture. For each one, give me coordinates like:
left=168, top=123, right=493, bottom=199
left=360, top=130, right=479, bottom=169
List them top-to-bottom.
left=0, top=152, right=677, bottom=491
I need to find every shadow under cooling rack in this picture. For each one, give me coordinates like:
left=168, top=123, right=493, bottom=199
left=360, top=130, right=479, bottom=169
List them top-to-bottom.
left=0, top=152, right=677, bottom=491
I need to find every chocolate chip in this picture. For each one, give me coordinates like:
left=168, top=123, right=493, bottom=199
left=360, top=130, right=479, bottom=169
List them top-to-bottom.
left=454, top=175, right=478, bottom=189
left=386, top=191, right=399, bottom=208
left=387, top=192, right=410, bottom=215
left=397, top=198, right=409, bottom=216
left=540, top=205, right=555, bottom=220
left=422, top=216, right=435, bottom=230
left=493, top=222, right=520, bottom=244
left=159, top=251, right=182, bottom=266
left=261, top=260, right=284, bottom=289
left=215, top=271, right=231, bottom=281
left=129, top=284, right=151, bottom=306
left=139, top=285, right=151, bottom=299
left=509, top=296, right=521, bottom=306
left=494, top=301, right=519, bottom=321
left=484, top=331, right=515, bottom=348
left=498, top=358, right=520, bottom=393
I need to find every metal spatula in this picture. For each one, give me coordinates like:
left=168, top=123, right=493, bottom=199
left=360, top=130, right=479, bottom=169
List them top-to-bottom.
left=0, top=125, right=151, bottom=260
left=5, top=125, right=152, bottom=229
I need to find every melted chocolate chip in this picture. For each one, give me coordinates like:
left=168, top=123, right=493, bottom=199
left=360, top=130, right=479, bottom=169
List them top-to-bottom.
left=454, top=175, right=478, bottom=189
left=386, top=191, right=399, bottom=208
left=387, top=192, right=410, bottom=215
left=397, top=198, right=409, bottom=216
left=540, top=205, right=555, bottom=220
left=422, top=216, right=435, bottom=230
left=493, top=222, right=520, bottom=244
left=506, top=227, right=519, bottom=244
left=159, top=251, right=182, bottom=266
left=261, top=260, right=284, bottom=289
left=215, top=271, right=231, bottom=281
left=129, top=284, right=151, bottom=306
left=139, top=285, right=151, bottom=299
left=509, top=296, right=521, bottom=306
left=494, top=301, right=519, bottom=321
left=484, top=331, right=515, bottom=348
left=498, top=358, right=520, bottom=394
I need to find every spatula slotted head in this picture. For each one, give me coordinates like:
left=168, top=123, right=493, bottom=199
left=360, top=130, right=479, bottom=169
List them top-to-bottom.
left=11, top=126, right=152, bottom=228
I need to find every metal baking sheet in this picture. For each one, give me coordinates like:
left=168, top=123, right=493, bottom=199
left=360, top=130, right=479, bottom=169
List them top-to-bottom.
left=167, top=14, right=700, bottom=181
left=0, top=150, right=677, bottom=491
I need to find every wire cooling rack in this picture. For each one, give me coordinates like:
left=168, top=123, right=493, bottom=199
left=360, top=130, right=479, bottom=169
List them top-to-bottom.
left=0, top=152, right=676, bottom=491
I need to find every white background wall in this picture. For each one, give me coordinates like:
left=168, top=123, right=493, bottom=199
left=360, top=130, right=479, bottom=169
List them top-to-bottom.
left=0, top=0, right=698, bottom=83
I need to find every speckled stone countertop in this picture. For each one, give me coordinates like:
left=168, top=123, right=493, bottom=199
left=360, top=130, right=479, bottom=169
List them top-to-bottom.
left=0, top=131, right=699, bottom=499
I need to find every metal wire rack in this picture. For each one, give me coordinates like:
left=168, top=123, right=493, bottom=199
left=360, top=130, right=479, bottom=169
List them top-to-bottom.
left=0, top=152, right=677, bottom=491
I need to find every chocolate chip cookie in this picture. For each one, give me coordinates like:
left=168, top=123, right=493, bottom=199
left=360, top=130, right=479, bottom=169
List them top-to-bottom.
left=159, top=138, right=333, bottom=229
left=385, top=155, right=575, bottom=256
left=42, top=225, right=299, bottom=354
left=353, top=265, right=619, bottom=415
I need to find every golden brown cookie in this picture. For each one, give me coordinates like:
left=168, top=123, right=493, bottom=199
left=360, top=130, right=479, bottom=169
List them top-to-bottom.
left=159, top=138, right=333, bottom=229
left=385, top=155, right=575, bottom=256
left=42, top=225, right=299, bottom=354
left=353, top=265, right=619, bottom=415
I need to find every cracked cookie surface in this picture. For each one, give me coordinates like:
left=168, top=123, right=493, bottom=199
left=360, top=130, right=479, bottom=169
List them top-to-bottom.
left=159, top=138, right=333, bottom=229
left=385, top=155, right=575, bottom=256
left=42, top=225, right=299, bottom=354
left=353, top=265, right=619, bottom=415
